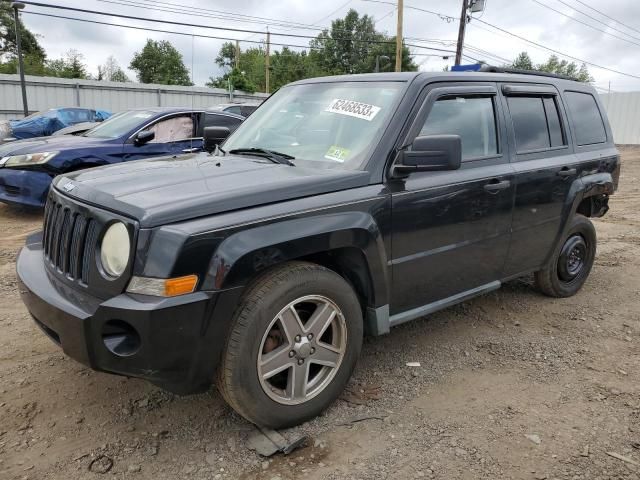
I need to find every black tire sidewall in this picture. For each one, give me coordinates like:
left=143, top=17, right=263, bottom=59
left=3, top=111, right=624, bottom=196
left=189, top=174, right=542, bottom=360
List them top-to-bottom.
left=548, top=215, right=597, bottom=296
left=226, top=265, right=362, bottom=428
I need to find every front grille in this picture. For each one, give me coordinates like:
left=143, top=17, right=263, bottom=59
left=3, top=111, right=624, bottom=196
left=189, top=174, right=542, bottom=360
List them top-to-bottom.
left=42, top=197, right=97, bottom=283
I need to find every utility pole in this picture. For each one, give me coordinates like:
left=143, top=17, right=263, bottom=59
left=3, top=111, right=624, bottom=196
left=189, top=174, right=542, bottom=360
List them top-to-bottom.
left=395, top=0, right=403, bottom=72
left=454, top=0, right=469, bottom=66
left=12, top=2, right=28, bottom=117
left=265, top=30, right=270, bottom=94
left=235, top=40, right=240, bottom=70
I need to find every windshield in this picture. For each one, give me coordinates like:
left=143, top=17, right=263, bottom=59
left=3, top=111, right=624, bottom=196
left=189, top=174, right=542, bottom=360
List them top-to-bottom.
left=223, top=81, right=404, bottom=170
left=84, top=110, right=154, bottom=139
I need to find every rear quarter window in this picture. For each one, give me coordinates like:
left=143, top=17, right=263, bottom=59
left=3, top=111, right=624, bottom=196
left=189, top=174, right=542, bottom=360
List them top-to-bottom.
left=564, top=91, right=607, bottom=146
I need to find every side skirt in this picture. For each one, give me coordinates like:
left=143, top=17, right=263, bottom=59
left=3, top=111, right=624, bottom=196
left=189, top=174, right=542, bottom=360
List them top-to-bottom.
left=366, top=281, right=502, bottom=335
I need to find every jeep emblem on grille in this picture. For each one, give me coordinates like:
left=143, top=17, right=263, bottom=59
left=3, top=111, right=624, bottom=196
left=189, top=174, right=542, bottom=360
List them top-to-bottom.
left=62, top=182, right=75, bottom=192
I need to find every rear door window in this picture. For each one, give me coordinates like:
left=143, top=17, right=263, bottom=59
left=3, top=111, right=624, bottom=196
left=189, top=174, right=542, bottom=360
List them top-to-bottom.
left=564, top=91, right=606, bottom=145
left=419, top=96, right=498, bottom=161
left=507, top=96, right=566, bottom=153
left=198, top=113, right=243, bottom=136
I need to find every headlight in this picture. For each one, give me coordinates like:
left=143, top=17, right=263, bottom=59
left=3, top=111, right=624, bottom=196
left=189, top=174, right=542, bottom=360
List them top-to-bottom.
left=0, top=151, right=58, bottom=167
left=100, top=222, right=130, bottom=278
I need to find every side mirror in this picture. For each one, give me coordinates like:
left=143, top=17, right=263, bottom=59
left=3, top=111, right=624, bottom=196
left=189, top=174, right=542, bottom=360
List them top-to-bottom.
left=204, top=126, right=230, bottom=153
left=135, top=130, right=155, bottom=146
left=393, top=134, right=462, bottom=176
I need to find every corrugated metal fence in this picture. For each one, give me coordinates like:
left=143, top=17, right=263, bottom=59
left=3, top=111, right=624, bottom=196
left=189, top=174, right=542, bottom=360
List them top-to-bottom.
left=0, top=74, right=269, bottom=120
left=2, top=74, right=638, bottom=144
left=600, top=92, right=640, bottom=145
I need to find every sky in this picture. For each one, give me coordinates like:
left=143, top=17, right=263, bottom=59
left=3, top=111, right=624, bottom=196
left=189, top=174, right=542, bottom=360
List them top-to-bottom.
left=16, top=0, right=640, bottom=93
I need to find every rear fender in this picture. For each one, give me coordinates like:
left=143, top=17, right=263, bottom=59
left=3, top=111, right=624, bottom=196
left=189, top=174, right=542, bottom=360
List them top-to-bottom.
left=547, top=171, right=615, bottom=263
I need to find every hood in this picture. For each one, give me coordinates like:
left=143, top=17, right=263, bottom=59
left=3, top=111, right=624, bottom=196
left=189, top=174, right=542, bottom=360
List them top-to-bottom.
left=0, top=134, right=110, bottom=157
left=54, top=153, right=370, bottom=227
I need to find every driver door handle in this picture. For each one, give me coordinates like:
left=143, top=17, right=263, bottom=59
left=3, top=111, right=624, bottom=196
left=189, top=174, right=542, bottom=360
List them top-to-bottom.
left=182, top=147, right=200, bottom=153
left=483, top=179, right=511, bottom=193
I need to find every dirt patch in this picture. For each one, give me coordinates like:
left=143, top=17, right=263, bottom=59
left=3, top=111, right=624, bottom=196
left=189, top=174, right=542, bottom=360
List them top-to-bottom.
left=1, top=149, right=639, bottom=480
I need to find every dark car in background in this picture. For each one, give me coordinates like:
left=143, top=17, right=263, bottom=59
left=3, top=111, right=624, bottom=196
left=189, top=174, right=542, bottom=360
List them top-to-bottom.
left=208, top=103, right=260, bottom=117
left=0, top=107, right=244, bottom=207
left=0, top=108, right=111, bottom=142
left=52, top=121, right=104, bottom=137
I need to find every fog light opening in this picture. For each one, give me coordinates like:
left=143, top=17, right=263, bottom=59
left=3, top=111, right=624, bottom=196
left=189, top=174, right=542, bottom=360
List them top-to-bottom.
left=102, top=320, right=141, bottom=357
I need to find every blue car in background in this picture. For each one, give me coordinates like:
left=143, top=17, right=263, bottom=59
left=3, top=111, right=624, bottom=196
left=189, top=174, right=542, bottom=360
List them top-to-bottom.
left=0, top=107, right=244, bottom=207
left=0, top=108, right=111, bottom=141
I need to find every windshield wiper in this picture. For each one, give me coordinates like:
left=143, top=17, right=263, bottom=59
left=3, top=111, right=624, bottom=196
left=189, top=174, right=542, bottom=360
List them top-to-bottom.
left=228, top=148, right=295, bottom=166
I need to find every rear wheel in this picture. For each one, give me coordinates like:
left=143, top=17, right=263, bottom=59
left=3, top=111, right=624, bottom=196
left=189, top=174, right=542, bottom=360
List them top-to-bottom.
left=535, top=214, right=596, bottom=298
left=217, top=262, right=363, bottom=428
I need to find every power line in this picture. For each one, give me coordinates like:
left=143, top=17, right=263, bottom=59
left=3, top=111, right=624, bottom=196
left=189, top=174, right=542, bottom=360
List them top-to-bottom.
left=21, top=0, right=456, bottom=53
left=95, top=0, right=327, bottom=32
left=96, top=0, right=329, bottom=32
left=97, top=0, right=467, bottom=55
left=313, top=0, right=355, bottom=25
left=360, top=0, right=457, bottom=22
left=369, top=0, right=640, bottom=80
left=530, top=0, right=640, bottom=47
left=553, top=0, right=640, bottom=40
left=572, top=0, right=640, bottom=36
left=20, top=1, right=389, bottom=45
left=22, top=9, right=458, bottom=59
left=22, top=11, right=313, bottom=50
left=472, top=16, right=640, bottom=79
left=464, top=45, right=511, bottom=64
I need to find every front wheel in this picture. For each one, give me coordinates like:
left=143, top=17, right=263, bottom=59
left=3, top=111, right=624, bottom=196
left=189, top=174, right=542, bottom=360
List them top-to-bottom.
left=535, top=214, right=597, bottom=297
left=217, top=262, right=363, bottom=428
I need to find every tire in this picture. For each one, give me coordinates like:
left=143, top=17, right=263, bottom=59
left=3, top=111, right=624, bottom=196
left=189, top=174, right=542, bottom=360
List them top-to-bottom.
left=535, top=214, right=597, bottom=298
left=217, top=261, right=363, bottom=428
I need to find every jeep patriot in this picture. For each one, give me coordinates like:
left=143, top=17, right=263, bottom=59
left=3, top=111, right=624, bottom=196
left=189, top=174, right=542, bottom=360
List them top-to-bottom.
left=17, top=70, right=620, bottom=428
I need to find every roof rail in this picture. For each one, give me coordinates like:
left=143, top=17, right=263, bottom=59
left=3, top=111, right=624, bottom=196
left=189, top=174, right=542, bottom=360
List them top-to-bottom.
left=478, top=64, right=576, bottom=81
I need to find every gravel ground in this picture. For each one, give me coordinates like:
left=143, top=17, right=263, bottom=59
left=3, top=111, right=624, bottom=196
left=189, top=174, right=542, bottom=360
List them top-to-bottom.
left=1, top=148, right=639, bottom=480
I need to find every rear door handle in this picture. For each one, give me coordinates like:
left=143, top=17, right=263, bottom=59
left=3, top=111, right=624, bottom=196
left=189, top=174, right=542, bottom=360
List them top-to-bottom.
left=182, top=147, right=200, bottom=153
left=557, top=167, right=577, bottom=177
left=484, top=179, right=511, bottom=193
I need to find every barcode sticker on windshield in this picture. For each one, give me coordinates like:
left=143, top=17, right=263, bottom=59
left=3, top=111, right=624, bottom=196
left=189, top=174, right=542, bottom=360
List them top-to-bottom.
left=325, top=99, right=381, bottom=121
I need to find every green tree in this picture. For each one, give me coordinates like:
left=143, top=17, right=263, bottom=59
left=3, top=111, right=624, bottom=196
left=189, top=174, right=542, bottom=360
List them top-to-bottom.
left=0, top=3, right=47, bottom=74
left=208, top=9, right=418, bottom=92
left=310, top=9, right=418, bottom=74
left=129, top=39, right=192, bottom=85
left=207, top=42, right=260, bottom=92
left=208, top=43, right=329, bottom=93
left=270, top=48, right=327, bottom=90
left=44, top=50, right=89, bottom=79
left=511, top=51, right=533, bottom=70
left=509, top=52, right=593, bottom=82
left=97, top=55, right=129, bottom=82
left=537, top=55, right=593, bottom=82
left=207, top=66, right=257, bottom=93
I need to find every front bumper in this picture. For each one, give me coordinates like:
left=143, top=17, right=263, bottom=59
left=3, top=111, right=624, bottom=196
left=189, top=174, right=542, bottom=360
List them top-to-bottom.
left=0, top=168, right=51, bottom=208
left=17, top=233, right=241, bottom=394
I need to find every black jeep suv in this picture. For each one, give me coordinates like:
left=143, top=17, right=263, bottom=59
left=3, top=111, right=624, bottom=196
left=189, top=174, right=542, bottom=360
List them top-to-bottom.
left=17, top=71, right=620, bottom=428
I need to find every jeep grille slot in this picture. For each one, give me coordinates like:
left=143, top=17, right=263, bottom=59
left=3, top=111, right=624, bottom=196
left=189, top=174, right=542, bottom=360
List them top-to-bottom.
left=43, top=197, right=94, bottom=283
